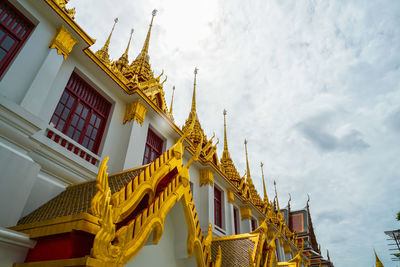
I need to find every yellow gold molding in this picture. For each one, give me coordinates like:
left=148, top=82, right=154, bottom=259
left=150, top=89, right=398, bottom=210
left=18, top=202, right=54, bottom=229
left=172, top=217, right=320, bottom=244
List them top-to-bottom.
left=49, top=25, right=78, bottom=60
left=123, top=100, right=147, bottom=126
left=199, top=169, right=213, bottom=186
left=227, top=189, right=234, bottom=204
left=240, top=206, right=252, bottom=220
left=8, top=213, right=100, bottom=238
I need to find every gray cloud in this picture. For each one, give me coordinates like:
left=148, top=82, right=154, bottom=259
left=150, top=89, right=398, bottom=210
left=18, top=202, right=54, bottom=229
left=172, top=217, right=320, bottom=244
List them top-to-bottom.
left=296, top=114, right=370, bottom=152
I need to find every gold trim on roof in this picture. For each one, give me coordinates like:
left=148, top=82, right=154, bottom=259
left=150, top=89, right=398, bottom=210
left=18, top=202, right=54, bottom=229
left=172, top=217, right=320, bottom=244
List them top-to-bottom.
left=53, top=0, right=76, bottom=19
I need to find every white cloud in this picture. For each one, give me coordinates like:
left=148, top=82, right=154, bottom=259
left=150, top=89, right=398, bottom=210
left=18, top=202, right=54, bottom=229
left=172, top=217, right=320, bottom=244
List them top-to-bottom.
left=71, top=0, right=400, bottom=265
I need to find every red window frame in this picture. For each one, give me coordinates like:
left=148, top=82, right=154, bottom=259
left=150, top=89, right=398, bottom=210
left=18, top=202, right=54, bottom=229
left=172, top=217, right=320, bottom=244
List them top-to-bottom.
left=0, top=1, right=34, bottom=77
left=49, top=72, right=111, bottom=154
left=143, top=128, right=164, bottom=164
left=214, top=186, right=223, bottom=228
left=233, top=206, right=239, bottom=234
left=251, top=218, right=257, bottom=231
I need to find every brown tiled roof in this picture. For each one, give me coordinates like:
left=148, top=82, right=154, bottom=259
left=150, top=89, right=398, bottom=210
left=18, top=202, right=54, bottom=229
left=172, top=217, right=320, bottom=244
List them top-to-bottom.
left=17, top=166, right=146, bottom=225
left=211, top=236, right=256, bottom=267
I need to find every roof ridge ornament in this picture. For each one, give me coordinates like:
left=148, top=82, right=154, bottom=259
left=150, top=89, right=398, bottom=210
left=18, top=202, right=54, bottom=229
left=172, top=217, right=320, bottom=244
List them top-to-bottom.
left=95, top=17, right=118, bottom=66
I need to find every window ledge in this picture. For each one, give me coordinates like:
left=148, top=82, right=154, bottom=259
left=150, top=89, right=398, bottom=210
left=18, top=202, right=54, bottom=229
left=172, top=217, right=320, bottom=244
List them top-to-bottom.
left=45, top=126, right=101, bottom=166
left=214, top=225, right=226, bottom=236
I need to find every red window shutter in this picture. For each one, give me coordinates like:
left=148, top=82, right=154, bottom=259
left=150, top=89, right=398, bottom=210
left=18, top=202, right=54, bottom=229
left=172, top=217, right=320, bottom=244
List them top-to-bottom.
left=0, top=1, right=34, bottom=77
left=50, top=73, right=111, bottom=153
left=142, top=129, right=163, bottom=164
left=214, top=187, right=223, bottom=228
left=233, top=207, right=239, bottom=234
left=251, top=218, right=257, bottom=231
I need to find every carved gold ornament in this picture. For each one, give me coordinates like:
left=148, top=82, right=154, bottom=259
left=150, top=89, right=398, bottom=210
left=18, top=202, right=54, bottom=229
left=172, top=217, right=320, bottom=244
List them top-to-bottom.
left=49, top=25, right=78, bottom=60
left=123, top=99, right=147, bottom=126
left=199, top=169, right=214, bottom=186
left=227, top=189, right=234, bottom=204
left=240, top=206, right=252, bottom=220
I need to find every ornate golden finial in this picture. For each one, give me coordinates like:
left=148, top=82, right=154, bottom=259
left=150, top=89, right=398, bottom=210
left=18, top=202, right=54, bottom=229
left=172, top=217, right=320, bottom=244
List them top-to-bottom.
left=95, top=18, right=118, bottom=65
left=191, top=67, right=199, bottom=112
left=169, top=85, right=175, bottom=116
left=223, top=109, right=228, bottom=156
left=244, top=139, right=251, bottom=182
left=260, top=162, right=268, bottom=202
left=274, top=180, right=281, bottom=216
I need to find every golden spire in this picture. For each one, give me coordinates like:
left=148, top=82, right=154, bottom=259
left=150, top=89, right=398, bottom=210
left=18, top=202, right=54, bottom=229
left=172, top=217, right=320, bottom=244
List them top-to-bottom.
left=138, top=9, right=157, bottom=61
left=126, top=10, right=157, bottom=82
left=95, top=17, right=118, bottom=65
left=114, top=28, right=133, bottom=72
left=122, top=28, right=134, bottom=61
left=181, top=67, right=204, bottom=146
left=191, top=67, right=198, bottom=112
left=169, top=85, right=175, bottom=116
left=223, top=109, right=229, bottom=158
left=244, top=139, right=251, bottom=182
left=260, top=162, right=268, bottom=202
left=274, top=180, right=281, bottom=216
left=374, top=249, right=384, bottom=267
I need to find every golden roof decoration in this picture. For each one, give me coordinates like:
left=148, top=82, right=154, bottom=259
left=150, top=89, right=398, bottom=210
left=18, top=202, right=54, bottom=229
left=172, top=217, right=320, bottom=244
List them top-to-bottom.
left=53, top=0, right=76, bottom=19
left=95, top=17, right=118, bottom=66
left=182, top=67, right=206, bottom=147
left=220, top=109, right=242, bottom=186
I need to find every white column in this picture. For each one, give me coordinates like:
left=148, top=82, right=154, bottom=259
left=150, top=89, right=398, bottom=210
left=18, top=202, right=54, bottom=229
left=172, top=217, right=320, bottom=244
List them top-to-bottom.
left=20, top=48, right=64, bottom=115
left=122, top=120, right=147, bottom=170
left=0, top=142, right=40, bottom=227
left=241, top=218, right=252, bottom=233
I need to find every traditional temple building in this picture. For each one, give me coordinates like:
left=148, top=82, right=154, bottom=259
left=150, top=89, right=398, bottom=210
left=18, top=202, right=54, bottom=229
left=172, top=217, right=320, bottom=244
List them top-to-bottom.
left=0, top=0, right=333, bottom=266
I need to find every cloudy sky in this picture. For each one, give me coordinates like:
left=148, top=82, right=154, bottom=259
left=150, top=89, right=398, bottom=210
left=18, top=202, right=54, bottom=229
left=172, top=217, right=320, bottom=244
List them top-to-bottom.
left=71, top=0, right=400, bottom=265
